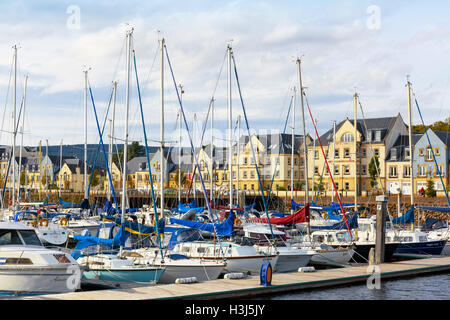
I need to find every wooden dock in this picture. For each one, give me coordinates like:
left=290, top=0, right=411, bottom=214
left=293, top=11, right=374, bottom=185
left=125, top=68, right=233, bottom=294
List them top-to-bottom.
left=17, top=256, right=450, bottom=300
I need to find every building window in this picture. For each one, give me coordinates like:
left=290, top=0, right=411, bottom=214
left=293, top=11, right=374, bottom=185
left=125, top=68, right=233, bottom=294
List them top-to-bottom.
left=375, top=130, right=381, bottom=141
left=341, top=133, right=354, bottom=142
left=361, top=148, right=366, bottom=158
left=419, top=148, right=424, bottom=156
left=426, top=148, right=433, bottom=161
left=435, top=148, right=440, bottom=156
left=334, top=149, right=339, bottom=158
left=344, top=149, right=350, bottom=158
left=374, top=149, right=379, bottom=157
left=314, top=150, right=319, bottom=159
left=244, top=157, right=248, bottom=164
left=287, top=158, right=291, bottom=166
left=294, top=158, right=297, bottom=165
left=362, top=165, right=367, bottom=176
left=436, top=165, right=443, bottom=177
left=334, top=166, right=339, bottom=175
left=344, top=166, right=350, bottom=175
left=389, top=166, right=397, bottom=178
left=403, top=166, right=411, bottom=178
left=418, top=166, right=426, bottom=177
left=314, top=167, right=319, bottom=175
left=243, top=171, right=247, bottom=179
left=250, top=171, right=255, bottom=179
left=345, top=182, right=350, bottom=190
left=362, top=182, right=366, bottom=191
left=251, top=184, right=255, bottom=191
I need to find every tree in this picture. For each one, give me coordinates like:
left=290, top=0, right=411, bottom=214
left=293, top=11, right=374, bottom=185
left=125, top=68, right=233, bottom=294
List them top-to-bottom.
left=412, top=117, right=450, bottom=133
left=112, top=141, right=145, bottom=166
left=368, top=156, right=380, bottom=188
left=91, top=169, right=101, bottom=187
left=173, top=169, right=187, bottom=188
left=425, top=179, right=436, bottom=198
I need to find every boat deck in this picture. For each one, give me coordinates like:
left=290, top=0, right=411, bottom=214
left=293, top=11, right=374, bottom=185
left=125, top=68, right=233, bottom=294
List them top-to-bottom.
left=16, top=256, right=450, bottom=300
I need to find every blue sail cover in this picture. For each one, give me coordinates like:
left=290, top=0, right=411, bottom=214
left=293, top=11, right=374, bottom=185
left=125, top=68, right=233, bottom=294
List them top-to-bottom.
left=59, top=197, right=90, bottom=209
left=103, top=200, right=140, bottom=215
left=176, top=201, right=204, bottom=214
left=392, top=205, right=415, bottom=224
left=416, top=206, right=450, bottom=214
left=169, top=211, right=235, bottom=236
left=310, top=213, right=359, bottom=231
left=101, top=214, right=163, bottom=235
left=71, top=225, right=129, bottom=259
left=166, top=228, right=204, bottom=250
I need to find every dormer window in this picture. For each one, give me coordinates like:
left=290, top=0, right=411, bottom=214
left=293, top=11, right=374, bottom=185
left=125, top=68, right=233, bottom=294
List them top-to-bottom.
left=375, top=130, right=381, bottom=141
left=341, top=133, right=354, bottom=143
left=390, top=148, right=397, bottom=160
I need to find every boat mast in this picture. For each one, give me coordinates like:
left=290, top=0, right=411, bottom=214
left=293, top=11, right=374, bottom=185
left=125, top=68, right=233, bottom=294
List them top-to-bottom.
left=120, top=27, right=133, bottom=256
left=159, top=38, right=165, bottom=220
left=227, top=44, right=233, bottom=210
left=12, top=45, right=17, bottom=209
left=296, top=58, right=309, bottom=236
left=83, top=66, right=89, bottom=207
left=18, top=74, right=28, bottom=203
left=406, top=77, right=415, bottom=227
left=108, top=81, right=117, bottom=202
left=178, top=84, right=184, bottom=205
left=290, top=87, right=296, bottom=214
left=354, top=91, right=358, bottom=212
left=210, top=98, right=215, bottom=216
left=193, top=113, right=197, bottom=204
left=311, top=119, right=317, bottom=199
left=331, top=121, right=336, bottom=202
left=59, top=139, right=62, bottom=196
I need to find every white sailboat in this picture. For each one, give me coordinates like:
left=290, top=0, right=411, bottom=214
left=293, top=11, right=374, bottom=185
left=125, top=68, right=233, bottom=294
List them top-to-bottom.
left=75, top=28, right=165, bottom=284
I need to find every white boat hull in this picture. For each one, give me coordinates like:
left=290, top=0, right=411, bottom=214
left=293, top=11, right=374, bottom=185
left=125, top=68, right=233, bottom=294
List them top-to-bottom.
left=310, top=248, right=353, bottom=265
left=157, top=263, right=225, bottom=284
left=0, top=265, right=79, bottom=294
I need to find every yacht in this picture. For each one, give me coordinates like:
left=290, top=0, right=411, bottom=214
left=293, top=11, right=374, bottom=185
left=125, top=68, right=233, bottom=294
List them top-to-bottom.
left=0, top=222, right=80, bottom=294
left=240, top=224, right=316, bottom=272
left=171, top=228, right=278, bottom=275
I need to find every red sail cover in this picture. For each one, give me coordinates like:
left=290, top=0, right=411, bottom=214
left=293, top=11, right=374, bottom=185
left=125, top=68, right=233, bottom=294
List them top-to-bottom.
left=249, top=204, right=310, bottom=225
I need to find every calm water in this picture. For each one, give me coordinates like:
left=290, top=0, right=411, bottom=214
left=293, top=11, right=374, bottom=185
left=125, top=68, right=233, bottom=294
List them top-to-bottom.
left=254, top=273, right=450, bottom=300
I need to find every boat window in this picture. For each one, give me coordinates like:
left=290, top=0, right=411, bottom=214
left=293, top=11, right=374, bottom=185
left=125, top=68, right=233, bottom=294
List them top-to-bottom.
left=0, top=230, right=23, bottom=245
left=19, top=230, right=42, bottom=246
left=336, top=232, right=351, bottom=242
left=313, top=235, right=325, bottom=243
left=327, top=235, right=334, bottom=243
left=419, top=236, right=427, bottom=242
left=401, top=237, right=413, bottom=242
left=197, top=247, right=206, bottom=253
left=5, top=258, right=33, bottom=265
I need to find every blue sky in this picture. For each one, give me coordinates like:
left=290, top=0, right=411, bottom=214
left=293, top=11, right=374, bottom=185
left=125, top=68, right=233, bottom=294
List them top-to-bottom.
left=0, top=1, right=449, bottom=149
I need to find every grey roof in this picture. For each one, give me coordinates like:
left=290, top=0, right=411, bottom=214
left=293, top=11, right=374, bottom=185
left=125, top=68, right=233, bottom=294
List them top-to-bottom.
left=316, top=116, right=399, bottom=146
left=433, top=130, right=450, bottom=146
left=238, top=133, right=307, bottom=155
left=387, top=133, right=423, bottom=162
left=126, top=156, right=148, bottom=174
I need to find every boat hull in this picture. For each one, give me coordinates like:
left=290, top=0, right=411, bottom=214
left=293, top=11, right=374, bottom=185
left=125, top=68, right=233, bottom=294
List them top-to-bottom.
left=395, top=240, right=447, bottom=255
left=331, top=243, right=399, bottom=263
left=310, top=248, right=353, bottom=266
left=273, top=252, right=313, bottom=272
left=157, top=263, right=225, bottom=284
left=0, top=266, right=79, bottom=294
left=82, top=267, right=164, bottom=283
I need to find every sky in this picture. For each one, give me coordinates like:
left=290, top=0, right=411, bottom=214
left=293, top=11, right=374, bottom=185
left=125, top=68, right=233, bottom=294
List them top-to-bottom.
left=0, top=0, right=449, bottom=150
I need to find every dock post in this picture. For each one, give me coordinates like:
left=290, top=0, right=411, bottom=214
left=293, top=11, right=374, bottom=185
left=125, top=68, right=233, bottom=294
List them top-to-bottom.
left=375, top=195, right=388, bottom=264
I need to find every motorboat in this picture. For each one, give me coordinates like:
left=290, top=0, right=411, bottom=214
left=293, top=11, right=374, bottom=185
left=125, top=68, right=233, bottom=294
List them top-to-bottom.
left=0, top=221, right=80, bottom=294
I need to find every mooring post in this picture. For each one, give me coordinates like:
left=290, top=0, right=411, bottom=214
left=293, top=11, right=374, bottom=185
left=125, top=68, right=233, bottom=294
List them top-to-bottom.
left=375, top=195, right=388, bottom=264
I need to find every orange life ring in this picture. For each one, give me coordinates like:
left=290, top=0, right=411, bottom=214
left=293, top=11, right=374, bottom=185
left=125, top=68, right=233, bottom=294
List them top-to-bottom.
left=60, top=217, right=68, bottom=226
left=39, top=219, right=49, bottom=227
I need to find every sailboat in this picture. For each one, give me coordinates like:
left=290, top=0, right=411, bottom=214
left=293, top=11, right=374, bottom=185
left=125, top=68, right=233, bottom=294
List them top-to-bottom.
left=73, top=28, right=165, bottom=284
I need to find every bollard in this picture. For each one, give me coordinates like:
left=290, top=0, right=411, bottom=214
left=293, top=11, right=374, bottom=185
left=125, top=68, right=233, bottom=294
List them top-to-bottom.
left=375, top=195, right=388, bottom=264
left=260, top=262, right=272, bottom=286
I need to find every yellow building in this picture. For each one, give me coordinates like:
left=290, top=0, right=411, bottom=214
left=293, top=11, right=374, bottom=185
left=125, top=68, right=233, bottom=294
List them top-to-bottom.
left=308, top=114, right=408, bottom=196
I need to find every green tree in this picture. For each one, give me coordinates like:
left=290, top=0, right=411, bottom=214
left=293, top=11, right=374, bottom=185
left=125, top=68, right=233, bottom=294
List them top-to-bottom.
left=412, top=117, right=450, bottom=133
left=112, top=141, right=145, bottom=166
left=368, top=156, right=380, bottom=188
left=91, top=169, right=101, bottom=187
left=174, top=169, right=187, bottom=188
left=425, top=179, right=436, bottom=197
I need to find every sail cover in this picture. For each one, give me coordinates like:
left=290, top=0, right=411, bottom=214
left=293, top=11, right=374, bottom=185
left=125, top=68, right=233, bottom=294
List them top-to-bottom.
left=249, top=205, right=310, bottom=225
left=392, top=205, right=415, bottom=224
left=416, top=206, right=450, bottom=214
left=169, top=211, right=235, bottom=236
